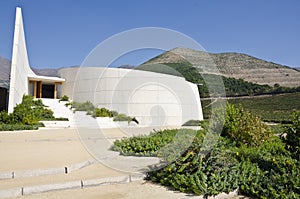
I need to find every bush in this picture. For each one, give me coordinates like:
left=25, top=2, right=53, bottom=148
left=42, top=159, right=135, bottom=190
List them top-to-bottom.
left=0, top=95, right=55, bottom=128
left=13, top=95, right=39, bottom=125
left=59, top=95, right=69, bottom=102
left=33, top=99, right=45, bottom=107
left=65, top=101, right=73, bottom=107
left=72, top=101, right=95, bottom=112
left=222, top=103, right=272, bottom=147
left=111, top=104, right=299, bottom=198
left=93, top=107, right=113, bottom=117
left=39, top=108, right=55, bottom=120
left=111, top=110, right=119, bottom=117
left=0, top=111, right=10, bottom=124
left=282, top=111, right=300, bottom=160
left=113, top=113, right=139, bottom=124
left=113, top=114, right=131, bottom=121
left=39, top=117, right=68, bottom=121
left=182, top=120, right=201, bottom=126
left=0, top=124, right=39, bottom=131
left=112, top=129, right=203, bottom=157
left=146, top=136, right=299, bottom=198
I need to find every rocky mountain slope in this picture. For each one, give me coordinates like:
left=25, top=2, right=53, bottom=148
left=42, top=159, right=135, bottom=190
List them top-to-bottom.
left=1, top=48, right=300, bottom=88
left=145, top=48, right=300, bottom=88
left=0, top=56, right=61, bottom=80
left=0, top=57, right=11, bottom=82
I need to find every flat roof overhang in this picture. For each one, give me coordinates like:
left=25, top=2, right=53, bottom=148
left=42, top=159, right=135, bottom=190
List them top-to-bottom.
left=28, top=75, right=65, bottom=83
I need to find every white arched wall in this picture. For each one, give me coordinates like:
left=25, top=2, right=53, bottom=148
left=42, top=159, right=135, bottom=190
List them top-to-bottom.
left=59, top=67, right=203, bottom=126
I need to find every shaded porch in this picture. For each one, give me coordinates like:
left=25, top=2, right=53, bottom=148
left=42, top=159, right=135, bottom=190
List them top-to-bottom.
left=28, top=76, right=65, bottom=99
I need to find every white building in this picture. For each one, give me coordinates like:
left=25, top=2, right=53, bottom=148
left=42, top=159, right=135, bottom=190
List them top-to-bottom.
left=7, top=7, right=203, bottom=126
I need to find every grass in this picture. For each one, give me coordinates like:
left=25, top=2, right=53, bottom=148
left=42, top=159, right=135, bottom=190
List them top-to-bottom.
left=201, top=92, right=300, bottom=123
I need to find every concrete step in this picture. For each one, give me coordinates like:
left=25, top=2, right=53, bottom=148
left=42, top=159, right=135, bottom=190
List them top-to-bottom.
left=40, top=98, right=74, bottom=120
left=39, top=100, right=136, bottom=129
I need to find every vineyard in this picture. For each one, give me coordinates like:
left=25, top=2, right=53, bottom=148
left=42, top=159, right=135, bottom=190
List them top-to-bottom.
left=201, top=92, right=300, bottom=123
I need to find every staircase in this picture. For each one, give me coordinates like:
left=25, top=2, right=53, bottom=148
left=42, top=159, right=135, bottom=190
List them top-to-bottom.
left=40, top=98, right=74, bottom=128
left=40, top=99, right=125, bottom=129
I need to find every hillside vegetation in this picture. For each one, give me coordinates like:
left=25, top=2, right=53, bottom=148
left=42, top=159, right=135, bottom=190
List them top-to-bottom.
left=145, top=47, right=300, bottom=88
left=138, top=62, right=300, bottom=97
left=201, top=92, right=300, bottom=123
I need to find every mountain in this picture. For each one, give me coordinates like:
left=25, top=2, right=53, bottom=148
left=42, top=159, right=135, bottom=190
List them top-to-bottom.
left=1, top=47, right=299, bottom=91
left=145, top=47, right=300, bottom=88
left=0, top=57, right=11, bottom=82
left=0, top=57, right=62, bottom=80
left=0, top=57, right=130, bottom=80
left=32, top=68, right=60, bottom=77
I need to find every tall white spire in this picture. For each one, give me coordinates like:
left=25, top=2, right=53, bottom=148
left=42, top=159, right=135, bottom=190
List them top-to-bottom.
left=8, top=7, right=35, bottom=113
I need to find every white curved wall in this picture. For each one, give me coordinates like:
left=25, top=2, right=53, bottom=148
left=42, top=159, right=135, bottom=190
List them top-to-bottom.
left=8, top=7, right=36, bottom=113
left=59, top=67, right=203, bottom=126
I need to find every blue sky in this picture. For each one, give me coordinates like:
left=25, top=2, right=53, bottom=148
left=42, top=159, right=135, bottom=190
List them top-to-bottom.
left=0, top=0, right=299, bottom=68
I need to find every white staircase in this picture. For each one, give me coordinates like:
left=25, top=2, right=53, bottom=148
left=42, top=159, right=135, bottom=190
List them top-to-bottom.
left=40, top=98, right=74, bottom=128
left=40, top=99, right=129, bottom=129
left=41, top=99, right=73, bottom=119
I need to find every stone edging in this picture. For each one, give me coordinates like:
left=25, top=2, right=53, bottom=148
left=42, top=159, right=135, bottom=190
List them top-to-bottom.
left=0, top=159, right=96, bottom=180
left=0, top=173, right=239, bottom=198
left=0, top=174, right=144, bottom=198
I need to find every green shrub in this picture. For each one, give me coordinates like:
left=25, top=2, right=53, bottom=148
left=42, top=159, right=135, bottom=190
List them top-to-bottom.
left=0, top=95, right=56, bottom=127
left=12, top=95, right=56, bottom=124
left=59, top=95, right=69, bottom=102
left=13, top=96, right=39, bottom=125
left=33, top=99, right=45, bottom=107
left=65, top=101, right=73, bottom=107
left=72, top=101, right=95, bottom=112
left=111, top=103, right=299, bottom=198
left=222, top=103, right=272, bottom=147
left=93, top=107, right=113, bottom=117
left=39, top=108, right=55, bottom=120
left=111, top=110, right=119, bottom=117
left=0, top=111, right=10, bottom=124
left=282, top=111, right=300, bottom=160
left=113, top=114, right=131, bottom=121
left=113, top=114, right=139, bottom=124
left=39, top=117, right=68, bottom=121
left=182, top=120, right=201, bottom=126
left=0, top=124, right=39, bottom=131
left=111, top=129, right=203, bottom=157
left=147, top=136, right=299, bottom=198
left=146, top=137, right=238, bottom=196
left=235, top=137, right=299, bottom=198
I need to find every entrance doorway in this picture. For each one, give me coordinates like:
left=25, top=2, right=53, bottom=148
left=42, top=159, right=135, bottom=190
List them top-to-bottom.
left=29, top=80, right=62, bottom=99
left=42, top=84, right=55, bottom=98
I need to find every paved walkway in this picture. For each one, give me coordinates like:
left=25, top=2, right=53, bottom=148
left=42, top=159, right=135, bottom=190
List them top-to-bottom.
left=0, top=124, right=240, bottom=198
left=0, top=127, right=194, bottom=198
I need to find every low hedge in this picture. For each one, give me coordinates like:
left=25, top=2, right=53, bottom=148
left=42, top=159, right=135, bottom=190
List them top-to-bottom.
left=39, top=117, right=69, bottom=121
left=0, top=124, right=40, bottom=131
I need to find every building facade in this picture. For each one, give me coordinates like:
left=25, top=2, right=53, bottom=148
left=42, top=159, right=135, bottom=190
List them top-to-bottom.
left=7, top=7, right=203, bottom=126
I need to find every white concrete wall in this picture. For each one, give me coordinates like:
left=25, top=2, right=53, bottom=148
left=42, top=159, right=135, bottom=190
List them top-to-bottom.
left=8, top=7, right=36, bottom=113
left=8, top=8, right=65, bottom=113
left=59, top=67, right=203, bottom=126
